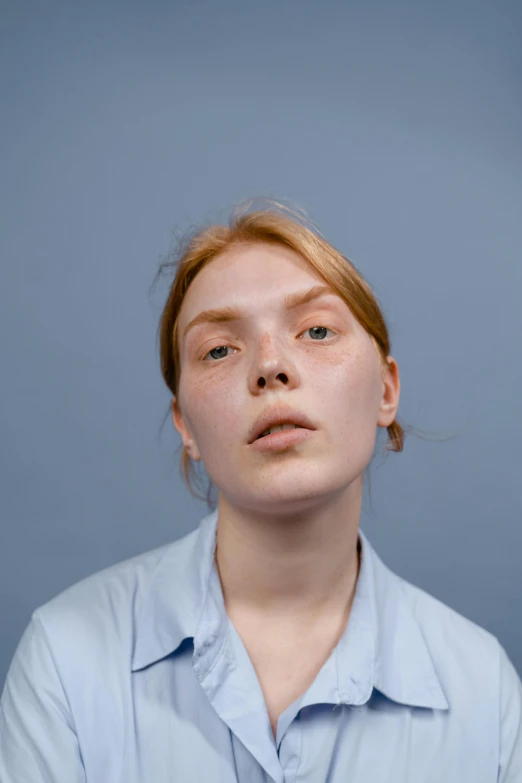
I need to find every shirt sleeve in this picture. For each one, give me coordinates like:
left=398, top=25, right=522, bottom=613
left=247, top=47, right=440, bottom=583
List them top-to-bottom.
left=0, top=610, right=86, bottom=783
left=497, top=640, right=522, bottom=782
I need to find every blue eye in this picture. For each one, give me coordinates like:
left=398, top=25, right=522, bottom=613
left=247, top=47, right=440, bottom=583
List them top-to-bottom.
left=202, top=326, right=335, bottom=361
left=306, top=326, right=330, bottom=340
left=204, top=345, right=234, bottom=361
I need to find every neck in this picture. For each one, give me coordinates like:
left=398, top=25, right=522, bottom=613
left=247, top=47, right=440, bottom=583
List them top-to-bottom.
left=214, top=479, right=363, bottom=627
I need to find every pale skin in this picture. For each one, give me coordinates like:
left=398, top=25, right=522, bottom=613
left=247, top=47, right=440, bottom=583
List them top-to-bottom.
left=172, top=241, right=400, bottom=738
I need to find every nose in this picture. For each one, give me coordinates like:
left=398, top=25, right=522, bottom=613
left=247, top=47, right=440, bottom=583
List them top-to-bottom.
left=249, top=334, right=296, bottom=392
left=257, top=370, right=289, bottom=388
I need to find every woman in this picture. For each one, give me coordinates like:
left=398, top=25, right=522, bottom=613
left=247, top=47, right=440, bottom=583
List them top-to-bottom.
left=1, top=200, right=521, bottom=782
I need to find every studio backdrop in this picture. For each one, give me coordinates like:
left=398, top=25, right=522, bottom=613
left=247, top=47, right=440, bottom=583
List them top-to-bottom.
left=1, top=0, right=521, bottom=684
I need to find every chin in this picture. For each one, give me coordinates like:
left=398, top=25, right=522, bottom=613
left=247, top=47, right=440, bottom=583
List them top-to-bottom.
left=236, top=475, right=349, bottom=510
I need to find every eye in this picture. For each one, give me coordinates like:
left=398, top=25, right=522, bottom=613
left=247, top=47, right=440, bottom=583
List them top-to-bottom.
left=300, top=325, right=336, bottom=341
left=201, top=326, right=336, bottom=362
left=202, top=345, right=238, bottom=362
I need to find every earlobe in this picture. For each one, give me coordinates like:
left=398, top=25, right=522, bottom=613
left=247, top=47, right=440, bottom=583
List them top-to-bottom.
left=377, top=357, right=401, bottom=427
left=171, top=397, right=202, bottom=462
left=171, top=397, right=186, bottom=439
left=171, top=397, right=180, bottom=431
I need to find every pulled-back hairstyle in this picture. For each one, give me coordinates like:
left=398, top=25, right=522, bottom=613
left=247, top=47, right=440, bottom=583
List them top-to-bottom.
left=154, top=198, right=441, bottom=509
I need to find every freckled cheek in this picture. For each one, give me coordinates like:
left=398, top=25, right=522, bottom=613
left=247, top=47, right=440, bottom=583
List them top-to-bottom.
left=179, top=373, right=241, bottom=443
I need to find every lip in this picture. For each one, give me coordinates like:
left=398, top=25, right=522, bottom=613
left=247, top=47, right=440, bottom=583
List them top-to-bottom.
left=248, top=404, right=316, bottom=444
left=250, top=426, right=314, bottom=453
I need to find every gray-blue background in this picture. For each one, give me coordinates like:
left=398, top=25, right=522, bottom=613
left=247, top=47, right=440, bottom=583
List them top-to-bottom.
left=1, top=0, right=521, bottom=685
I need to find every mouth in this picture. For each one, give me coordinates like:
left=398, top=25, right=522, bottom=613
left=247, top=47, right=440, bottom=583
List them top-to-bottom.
left=248, top=407, right=316, bottom=444
left=255, top=423, right=306, bottom=440
left=250, top=425, right=314, bottom=452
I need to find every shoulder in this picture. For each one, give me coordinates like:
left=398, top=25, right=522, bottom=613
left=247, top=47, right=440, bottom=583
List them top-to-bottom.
left=32, top=530, right=196, bottom=673
left=365, top=532, right=502, bottom=677
left=38, top=543, right=168, bottom=631
left=379, top=560, right=522, bottom=778
left=393, top=568, right=520, bottom=715
left=398, top=571, right=499, bottom=662
left=402, top=575, right=522, bottom=777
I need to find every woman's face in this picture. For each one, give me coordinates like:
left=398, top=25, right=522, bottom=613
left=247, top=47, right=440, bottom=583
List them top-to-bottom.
left=173, top=241, right=400, bottom=514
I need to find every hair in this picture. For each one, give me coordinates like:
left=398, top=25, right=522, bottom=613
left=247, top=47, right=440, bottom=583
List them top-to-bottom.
left=153, top=197, right=451, bottom=510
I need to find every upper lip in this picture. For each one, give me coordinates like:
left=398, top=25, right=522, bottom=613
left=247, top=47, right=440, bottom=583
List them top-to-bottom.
left=248, top=404, right=316, bottom=444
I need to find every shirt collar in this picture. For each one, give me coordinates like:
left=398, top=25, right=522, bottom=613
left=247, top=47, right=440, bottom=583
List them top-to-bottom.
left=132, top=509, right=448, bottom=711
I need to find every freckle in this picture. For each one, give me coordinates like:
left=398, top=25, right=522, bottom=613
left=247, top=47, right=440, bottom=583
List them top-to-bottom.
left=317, top=352, right=346, bottom=367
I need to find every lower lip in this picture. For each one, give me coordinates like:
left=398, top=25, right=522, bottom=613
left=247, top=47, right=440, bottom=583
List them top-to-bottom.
left=250, top=427, right=315, bottom=453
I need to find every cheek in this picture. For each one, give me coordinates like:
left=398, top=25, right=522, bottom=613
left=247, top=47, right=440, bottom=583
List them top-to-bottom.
left=312, top=350, right=381, bottom=422
left=178, top=370, right=241, bottom=442
left=177, top=374, right=208, bottom=438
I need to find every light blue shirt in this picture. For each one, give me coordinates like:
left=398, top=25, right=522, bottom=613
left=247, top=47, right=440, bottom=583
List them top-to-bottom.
left=1, top=508, right=521, bottom=782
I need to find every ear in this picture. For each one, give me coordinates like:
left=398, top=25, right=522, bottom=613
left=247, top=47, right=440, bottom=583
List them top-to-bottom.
left=376, top=356, right=401, bottom=428
left=171, top=397, right=202, bottom=461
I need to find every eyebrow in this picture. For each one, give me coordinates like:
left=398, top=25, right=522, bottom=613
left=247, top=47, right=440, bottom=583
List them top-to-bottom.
left=183, top=284, right=337, bottom=342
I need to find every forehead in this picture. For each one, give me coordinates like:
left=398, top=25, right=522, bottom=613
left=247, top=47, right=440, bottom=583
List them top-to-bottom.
left=181, top=242, right=332, bottom=314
